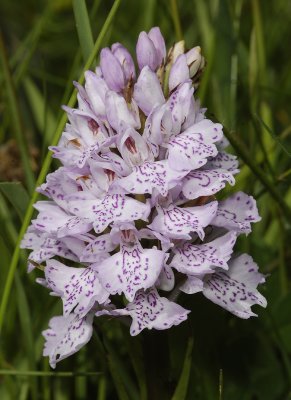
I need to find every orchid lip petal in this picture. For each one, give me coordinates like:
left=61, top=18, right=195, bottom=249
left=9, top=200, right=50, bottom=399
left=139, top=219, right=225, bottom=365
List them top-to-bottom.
left=212, top=192, right=261, bottom=234
left=149, top=201, right=218, bottom=240
left=94, top=239, right=166, bottom=301
left=203, top=254, right=267, bottom=318
left=45, top=259, right=109, bottom=317
left=42, top=313, right=94, bottom=369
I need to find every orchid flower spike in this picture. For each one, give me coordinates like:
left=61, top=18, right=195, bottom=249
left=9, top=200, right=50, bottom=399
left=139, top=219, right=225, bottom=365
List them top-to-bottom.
left=21, top=27, right=266, bottom=368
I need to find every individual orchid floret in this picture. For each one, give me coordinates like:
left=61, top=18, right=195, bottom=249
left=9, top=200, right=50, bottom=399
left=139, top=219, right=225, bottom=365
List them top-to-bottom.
left=21, top=26, right=266, bottom=368
left=93, top=228, right=166, bottom=301
left=170, top=231, right=237, bottom=276
left=97, top=288, right=190, bottom=336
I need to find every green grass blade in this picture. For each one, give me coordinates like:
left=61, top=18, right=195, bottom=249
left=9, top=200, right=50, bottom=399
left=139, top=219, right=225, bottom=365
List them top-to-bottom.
left=0, top=0, right=122, bottom=335
left=72, top=0, right=94, bottom=61
left=170, top=0, right=183, bottom=41
left=23, top=78, right=57, bottom=149
left=254, top=114, right=291, bottom=158
left=14, top=272, right=37, bottom=400
left=171, top=336, right=194, bottom=400
left=104, top=337, right=139, bottom=400
left=107, top=354, right=130, bottom=400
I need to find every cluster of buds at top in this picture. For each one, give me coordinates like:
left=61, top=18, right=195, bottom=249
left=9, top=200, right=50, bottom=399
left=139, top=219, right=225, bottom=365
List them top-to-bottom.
left=21, top=27, right=266, bottom=368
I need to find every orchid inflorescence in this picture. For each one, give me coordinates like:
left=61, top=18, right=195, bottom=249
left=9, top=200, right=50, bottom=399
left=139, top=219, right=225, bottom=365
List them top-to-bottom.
left=21, top=27, right=266, bottom=368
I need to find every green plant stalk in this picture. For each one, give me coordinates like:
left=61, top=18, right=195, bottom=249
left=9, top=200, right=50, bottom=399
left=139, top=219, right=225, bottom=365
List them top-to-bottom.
left=0, top=0, right=122, bottom=335
left=72, top=0, right=94, bottom=62
left=170, top=0, right=183, bottom=41
left=193, top=0, right=217, bottom=104
left=252, top=0, right=266, bottom=85
left=0, top=32, right=35, bottom=193
left=223, top=128, right=291, bottom=220
left=171, top=337, right=194, bottom=400
left=219, top=369, right=223, bottom=400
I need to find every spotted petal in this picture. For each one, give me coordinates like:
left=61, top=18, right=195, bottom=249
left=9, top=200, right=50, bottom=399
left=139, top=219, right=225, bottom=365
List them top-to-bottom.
left=167, top=120, right=223, bottom=172
left=205, top=151, right=239, bottom=173
left=115, top=160, right=186, bottom=196
left=182, top=169, right=235, bottom=199
left=212, top=192, right=261, bottom=234
left=67, top=194, right=151, bottom=234
left=149, top=201, right=218, bottom=240
left=32, top=202, right=92, bottom=237
left=21, top=229, right=79, bottom=272
left=170, top=231, right=236, bottom=275
left=80, top=233, right=117, bottom=262
left=94, top=240, right=165, bottom=301
left=203, top=254, right=267, bottom=318
left=45, top=260, right=109, bottom=317
left=122, top=288, right=190, bottom=335
left=43, top=313, right=94, bottom=368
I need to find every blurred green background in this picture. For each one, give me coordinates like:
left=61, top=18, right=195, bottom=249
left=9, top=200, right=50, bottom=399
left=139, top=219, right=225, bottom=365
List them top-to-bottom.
left=0, top=0, right=291, bottom=399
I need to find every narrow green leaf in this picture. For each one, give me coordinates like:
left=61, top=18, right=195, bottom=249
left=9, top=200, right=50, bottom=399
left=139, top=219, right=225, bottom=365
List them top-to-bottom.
left=73, top=0, right=95, bottom=62
left=170, top=0, right=183, bottom=41
left=23, top=78, right=57, bottom=148
left=254, top=114, right=291, bottom=158
left=0, top=182, right=29, bottom=222
left=14, top=272, right=37, bottom=400
left=123, top=333, right=147, bottom=400
left=104, top=337, right=139, bottom=400
left=171, top=337, right=194, bottom=400
left=107, top=354, right=130, bottom=400
left=219, top=369, right=223, bottom=400
left=97, top=375, right=107, bottom=400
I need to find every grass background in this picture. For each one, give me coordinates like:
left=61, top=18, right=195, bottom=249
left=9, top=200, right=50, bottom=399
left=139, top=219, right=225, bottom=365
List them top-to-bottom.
left=0, top=0, right=291, bottom=398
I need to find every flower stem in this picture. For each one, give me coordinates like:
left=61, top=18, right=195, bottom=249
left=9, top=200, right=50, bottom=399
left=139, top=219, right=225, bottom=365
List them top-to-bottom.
left=170, top=0, right=183, bottom=41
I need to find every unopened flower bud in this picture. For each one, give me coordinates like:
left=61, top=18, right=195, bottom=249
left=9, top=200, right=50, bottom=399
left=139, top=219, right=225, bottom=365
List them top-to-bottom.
left=136, top=27, right=166, bottom=71
left=167, top=40, right=185, bottom=65
left=111, top=43, right=136, bottom=82
left=186, top=46, right=205, bottom=80
left=100, top=48, right=125, bottom=92
left=168, top=54, right=189, bottom=92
